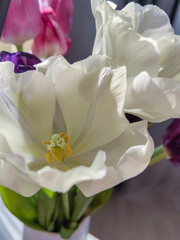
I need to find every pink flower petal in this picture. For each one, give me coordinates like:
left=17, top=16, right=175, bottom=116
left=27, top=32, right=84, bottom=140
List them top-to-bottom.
left=1, top=0, right=41, bottom=45
left=32, top=0, right=73, bottom=57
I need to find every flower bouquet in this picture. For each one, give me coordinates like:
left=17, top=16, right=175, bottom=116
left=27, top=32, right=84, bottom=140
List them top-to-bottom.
left=0, top=0, right=179, bottom=239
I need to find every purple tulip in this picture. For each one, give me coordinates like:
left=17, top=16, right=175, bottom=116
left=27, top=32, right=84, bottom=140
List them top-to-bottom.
left=0, top=51, right=41, bottom=73
left=163, top=119, right=180, bottom=165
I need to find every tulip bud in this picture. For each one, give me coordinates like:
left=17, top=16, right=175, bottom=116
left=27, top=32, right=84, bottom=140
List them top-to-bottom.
left=1, top=0, right=41, bottom=46
left=32, top=0, right=73, bottom=58
left=163, top=119, right=180, bottom=165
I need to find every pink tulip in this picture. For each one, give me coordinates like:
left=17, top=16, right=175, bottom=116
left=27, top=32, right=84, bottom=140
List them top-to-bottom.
left=1, top=0, right=41, bottom=46
left=32, top=0, right=73, bottom=58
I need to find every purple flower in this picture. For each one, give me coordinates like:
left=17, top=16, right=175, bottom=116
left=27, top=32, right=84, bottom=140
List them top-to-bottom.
left=0, top=51, right=41, bottom=73
left=163, top=119, right=180, bottom=165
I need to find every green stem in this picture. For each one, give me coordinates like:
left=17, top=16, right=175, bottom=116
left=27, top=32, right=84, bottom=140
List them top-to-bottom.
left=16, top=45, right=23, bottom=52
left=148, top=145, right=168, bottom=167
left=62, top=192, right=70, bottom=221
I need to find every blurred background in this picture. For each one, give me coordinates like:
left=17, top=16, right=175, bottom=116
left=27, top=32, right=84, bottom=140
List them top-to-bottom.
left=66, top=1, right=180, bottom=239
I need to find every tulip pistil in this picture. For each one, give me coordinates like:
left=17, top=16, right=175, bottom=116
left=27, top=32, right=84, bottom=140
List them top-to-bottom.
left=43, top=133, right=72, bottom=164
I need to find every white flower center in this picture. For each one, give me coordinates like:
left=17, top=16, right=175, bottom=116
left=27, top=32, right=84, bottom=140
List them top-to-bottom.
left=43, top=133, right=72, bottom=164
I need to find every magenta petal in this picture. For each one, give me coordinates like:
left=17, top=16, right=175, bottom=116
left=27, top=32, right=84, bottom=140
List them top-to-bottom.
left=1, top=0, right=41, bottom=45
left=32, top=0, right=73, bottom=58
left=41, top=0, right=73, bottom=35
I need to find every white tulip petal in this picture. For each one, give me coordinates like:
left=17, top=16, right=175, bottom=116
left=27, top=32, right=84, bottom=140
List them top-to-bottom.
left=91, top=0, right=159, bottom=77
left=107, top=1, right=116, bottom=9
left=122, top=2, right=173, bottom=40
left=158, top=35, right=180, bottom=80
left=0, top=42, right=17, bottom=52
left=45, top=55, right=71, bottom=84
left=51, top=55, right=128, bottom=155
left=35, top=56, right=60, bottom=76
left=37, top=57, right=67, bottom=133
left=0, top=62, right=56, bottom=142
left=69, top=64, right=128, bottom=155
left=125, top=72, right=180, bottom=122
left=0, top=84, right=43, bottom=157
left=0, top=107, right=44, bottom=157
left=78, top=121, right=154, bottom=197
left=0, top=132, right=46, bottom=181
left=0, top=134, right=11, bottom=153
left=2, top=151, right=107, bottom=196
left=0, top=157, right=40, bottom=196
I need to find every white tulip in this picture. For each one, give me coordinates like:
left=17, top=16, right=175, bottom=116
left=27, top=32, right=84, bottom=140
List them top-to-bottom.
left=91, top=0, right=180, bottom=122
left=0, top=55, right=154, bottom=197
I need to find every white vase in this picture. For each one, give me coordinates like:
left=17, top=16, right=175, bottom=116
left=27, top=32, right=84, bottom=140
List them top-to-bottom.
left=23, top=217, right=91, bottom=240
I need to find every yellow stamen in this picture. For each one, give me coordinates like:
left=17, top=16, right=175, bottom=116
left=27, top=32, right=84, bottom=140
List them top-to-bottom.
left=60, top=132, right=66, bottom=138
left=43, top=133, right=72, bottom=164
left=64, top=134, right=69, bottom=143
left=43, top=141, right=51, bottom=145
left=66, top=143, right=72, bottom=158
left=51, top=149, right=62, bottom=162
left=45, top=152, right=52, bottom=164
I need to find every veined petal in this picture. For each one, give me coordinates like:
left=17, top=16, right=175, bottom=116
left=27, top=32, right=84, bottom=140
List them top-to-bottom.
left=91, top=0, right=159, bottom=77
left=122, top=2, right=173, bottom=40
left=51, top=55, right=128, bottom=155
left=0, top=62, right=56, bottom=143
left=0, top=63, right=44, bottom=156
left=72, top=64, right=128, bottom=155
left=125, top=72, right=180, bottom=122
left=0, top=108, right=44, bottom=157
left=77, top=121, right=154, bottom=197
left=1, top=151, right=107, bottom=196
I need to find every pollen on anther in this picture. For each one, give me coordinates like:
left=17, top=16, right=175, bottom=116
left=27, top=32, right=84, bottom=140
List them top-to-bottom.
left=43, top=141, right=50, bottom=145
left=45, top=152, right=52, bottom=164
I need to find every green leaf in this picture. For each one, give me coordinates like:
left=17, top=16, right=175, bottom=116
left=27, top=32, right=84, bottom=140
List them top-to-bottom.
left=0, top=186, right=42, bottom=230
left=68, top=186, right=77, bottom=214
left=35, top=188, right=58, bottom=229
left=42, top=188, right=55, bottom=198
left=71, top=188, right=94, bottom=221
left=85, top=188, right=113, bottom=217
left=48, top=193, right=64, bottom=232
